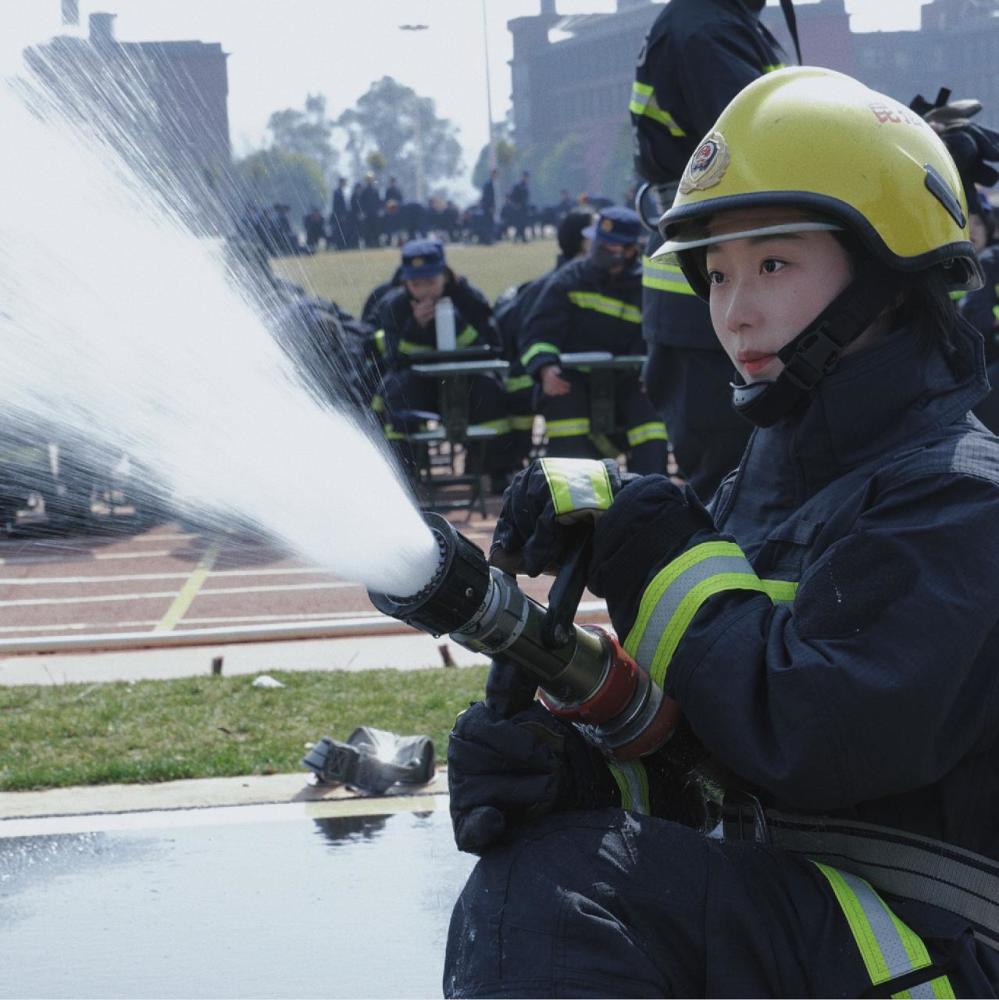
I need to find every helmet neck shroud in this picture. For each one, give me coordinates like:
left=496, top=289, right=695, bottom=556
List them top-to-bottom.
left=731, top=260, right=901, bottom=427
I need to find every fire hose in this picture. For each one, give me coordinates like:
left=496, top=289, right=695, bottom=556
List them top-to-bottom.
left=368, top=512, right=679, bottom=761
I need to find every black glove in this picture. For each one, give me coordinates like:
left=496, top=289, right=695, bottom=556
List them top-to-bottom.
left=491, top=457, right=633, bottom=577
left=587, top=475, right=717, bottom=639
left=447, top=689, right=619, bottom=854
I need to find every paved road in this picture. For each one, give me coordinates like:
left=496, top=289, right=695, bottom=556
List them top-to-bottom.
left=0, top=508, right=560, bottom=640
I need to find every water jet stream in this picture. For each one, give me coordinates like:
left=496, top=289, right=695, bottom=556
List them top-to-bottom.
left=0, top=54, right=439, bottom=598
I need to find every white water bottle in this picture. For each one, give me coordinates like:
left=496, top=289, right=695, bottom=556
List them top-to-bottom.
left=434, top=296, right=456, bottom=351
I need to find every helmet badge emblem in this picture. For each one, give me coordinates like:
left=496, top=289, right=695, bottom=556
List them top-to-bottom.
left=679, top=131, right=730, bottom=194
left=600, top=218, right=614, bottom=232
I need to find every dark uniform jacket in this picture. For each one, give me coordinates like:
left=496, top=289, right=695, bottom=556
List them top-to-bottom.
left=631, top=0, right=784, bottom=184
left=633, top=0, right=784, bottom=350
left=960, top=244, right=999, bottom=362
left=519, top=258, right=644, bottom=380
left=375, top=276, right=496, bottom=371
left=613, top=321, right=999, bottom=863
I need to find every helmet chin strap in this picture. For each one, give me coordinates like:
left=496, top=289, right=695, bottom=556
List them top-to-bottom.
left=731, top=262, right=900, bottom=427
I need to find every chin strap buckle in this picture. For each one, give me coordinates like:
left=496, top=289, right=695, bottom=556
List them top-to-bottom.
left=780, top=323, right=844, bottom=391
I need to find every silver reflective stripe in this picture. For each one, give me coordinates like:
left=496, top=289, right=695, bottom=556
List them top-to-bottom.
left=539, top=458, right=612, bottom=517
left=630, top=553, right=752, bottom=669
left=606, top=760, right=650, bottom=815
left=838, top=867, right=928, bottom=982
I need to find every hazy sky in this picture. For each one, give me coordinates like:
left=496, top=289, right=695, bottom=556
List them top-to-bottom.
left=5, top=0, right=929, bottom=195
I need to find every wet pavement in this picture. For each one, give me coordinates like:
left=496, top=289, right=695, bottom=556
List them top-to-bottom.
left=0, top=796, right=474, bottom=998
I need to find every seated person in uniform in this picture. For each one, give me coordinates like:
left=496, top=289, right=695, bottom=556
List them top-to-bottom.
left=373, top=240, right=513, bottom=486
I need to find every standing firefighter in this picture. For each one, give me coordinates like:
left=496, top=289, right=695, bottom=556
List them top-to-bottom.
left=632, top=0, right=789, bottom=498
left=444, top=68, right=999, bottom=997
left=520, top=207, right=668, bottom=475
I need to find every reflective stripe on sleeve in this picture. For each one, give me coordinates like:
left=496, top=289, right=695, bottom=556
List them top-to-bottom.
left=763, top=62, right=786, bottom=73
left=629, top=81, right=686, bottom=137
left=642, top=256, right=696, bottom=296
left=567, top=290, right=642, bottom=324
left=457, top=325, right=478, bottom=347
left=374, top=328, right=387, bottom=356
left=399, top=339, right=432, bottom=355
left=522, top=341, right=561, bottom=367
left=505, top=374, right=534, bottom=393
left=510, top=415, right=536, bottom=431
left=546, top=417, right=591, bottom=439
left=470, top=418, right=511, bottom=436
left=627, top=421, right=669, bottom=446
left=540, top=457, right=614, bottom=516
left=623, top=541, right=797, bottom=687
left=607, top=759, right=651, bottom=815
left=813, top=863, right=956, bottom=999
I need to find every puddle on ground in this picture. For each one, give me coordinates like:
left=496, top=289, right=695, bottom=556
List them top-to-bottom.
left=0, top=806, right=475, bottom=998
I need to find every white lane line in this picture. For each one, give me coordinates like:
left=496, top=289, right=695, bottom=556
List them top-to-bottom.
left=0, top=549, right=173, bottom=566
left=0, top=566, right=341, bottom=585
left=0, top=581, right=361, bottom=608
left=0, top=610, right=381, bottom=633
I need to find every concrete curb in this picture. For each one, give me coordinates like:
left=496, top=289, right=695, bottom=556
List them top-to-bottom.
left=0, top=768, right=450, bottom=822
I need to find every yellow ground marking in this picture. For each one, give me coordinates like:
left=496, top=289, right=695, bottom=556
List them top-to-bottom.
left=153, top=542, right=221, bottom=632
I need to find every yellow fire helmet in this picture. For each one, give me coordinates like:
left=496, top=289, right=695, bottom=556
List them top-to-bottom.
left=654, top=66, right=982, bottom=299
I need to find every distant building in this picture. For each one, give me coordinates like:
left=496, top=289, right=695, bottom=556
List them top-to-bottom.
left=508, top=0, right=999, bottom=197
left=24, top=11, right=231, bottom=228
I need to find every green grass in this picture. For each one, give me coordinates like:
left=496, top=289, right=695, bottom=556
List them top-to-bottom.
left=272, top=239, right=558, bottom=317
left=0, top=666, right=488, bottom=791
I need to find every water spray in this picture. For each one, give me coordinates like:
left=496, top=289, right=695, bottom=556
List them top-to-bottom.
left=369, top=514, right=679, bottom=761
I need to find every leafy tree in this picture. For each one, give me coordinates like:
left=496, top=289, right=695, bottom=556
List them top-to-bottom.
left=336, top=77, right=462, bottom=199
left=266, top=93, right=337, bottom=181
left=471, top=118, right=522, bottom=198
left=532, top=132, right=588, bottom=206
left=232, top=149, right=328, bottom=221
left=365, top=149, right=387, bottom=175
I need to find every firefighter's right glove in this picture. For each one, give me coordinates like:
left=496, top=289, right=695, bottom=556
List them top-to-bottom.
left=490, top=457, right=633, bottom=577
left=447, top=700, right=619, bottom=854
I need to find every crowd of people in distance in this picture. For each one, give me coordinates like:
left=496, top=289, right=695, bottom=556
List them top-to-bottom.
left=237, top=169, right=622, bottom=259
left=254, top=177, right=999, bottom=508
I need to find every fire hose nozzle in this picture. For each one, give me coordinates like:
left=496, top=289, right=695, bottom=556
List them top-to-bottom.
left=367, top=513, right=680, bottom=760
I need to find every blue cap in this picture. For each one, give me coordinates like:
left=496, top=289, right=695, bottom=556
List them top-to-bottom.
left=582, top=206, right=643, bottom=246
left=400, top=239, right=446, bottom=279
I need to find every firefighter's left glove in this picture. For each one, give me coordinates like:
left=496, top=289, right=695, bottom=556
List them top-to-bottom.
left=491, top=457, right=634, bottom=577
left=587, top=475, right=718, bottom=640
left=447, top=701, right=618, bottom=854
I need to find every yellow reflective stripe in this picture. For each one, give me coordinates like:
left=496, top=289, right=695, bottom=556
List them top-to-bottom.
left=763, top=62, right=786, bottom=73
left=629, top=81, right=686, bottom=136
left=642, top=255, right=695, bottom=295
left=568, top=290, right=642, bottom=324
left=949, top=290, right=966, bottom=302
left=993, top=305, right=999, bottom=322
left=457, top=325, right=478, bottom=347
left=374, top=328, right=386, bottom=356
left=399, top=339, right=432, bottom=355
left=522, top=341, right=560, bottom=367
left=505, top=374, right=534, bottom=392
left=370, top=393, right=384, bottom=414
left=510, top=415, right=535, bottom=431
left=546, top=417, right=591, bottom=439
left=471, top=418, right=511, bottom=435
left=627, top=421, right=669, bottom=446
left=383, top=425, right=406, bottom=441
left=540, top=457, right=614, bottom=516
left=624, top=541, right=797, bottom=688
left=606, top=760, right=650, bottom=815
left=813, top=864, right=955, bottom=999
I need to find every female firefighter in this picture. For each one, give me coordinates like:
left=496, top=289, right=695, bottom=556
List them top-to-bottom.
left=443, top=67, right=999, bottom=998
